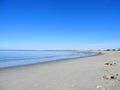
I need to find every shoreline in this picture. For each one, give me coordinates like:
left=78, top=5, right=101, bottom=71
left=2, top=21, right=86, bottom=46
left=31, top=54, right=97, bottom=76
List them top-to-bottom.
left=0, top=51, right=120, bottom=90
left=0, top=51, right=102, bottom=69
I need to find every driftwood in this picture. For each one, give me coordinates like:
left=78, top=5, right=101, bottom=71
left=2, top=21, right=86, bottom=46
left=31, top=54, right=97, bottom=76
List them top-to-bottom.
left=103, top=74, right=120, bottom=81
left=103, top=75, right=116, bottom=80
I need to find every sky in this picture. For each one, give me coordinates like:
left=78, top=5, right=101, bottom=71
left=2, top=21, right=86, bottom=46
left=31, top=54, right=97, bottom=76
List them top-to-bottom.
left=0, top=0, right=120, bottom=50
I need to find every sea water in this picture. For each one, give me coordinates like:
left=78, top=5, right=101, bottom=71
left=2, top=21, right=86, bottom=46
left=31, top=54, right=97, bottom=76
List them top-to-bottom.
left=0, top=50, right=97, bottom=68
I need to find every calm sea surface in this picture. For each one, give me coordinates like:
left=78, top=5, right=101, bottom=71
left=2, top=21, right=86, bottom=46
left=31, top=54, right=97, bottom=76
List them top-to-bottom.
left=0, top=50, right=97, bottom=68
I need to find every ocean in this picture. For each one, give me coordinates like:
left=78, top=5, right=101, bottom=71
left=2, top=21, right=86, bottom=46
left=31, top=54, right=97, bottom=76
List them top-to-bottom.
left=0, top=50, right=97, bottom=68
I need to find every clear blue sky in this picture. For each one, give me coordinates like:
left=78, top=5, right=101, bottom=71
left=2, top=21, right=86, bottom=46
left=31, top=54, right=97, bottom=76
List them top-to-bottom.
left=0, top=0, right=120, bottom=50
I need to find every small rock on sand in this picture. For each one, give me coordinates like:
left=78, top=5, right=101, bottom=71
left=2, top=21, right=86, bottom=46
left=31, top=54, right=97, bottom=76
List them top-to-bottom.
left=95, top=85, right=109, bottom=90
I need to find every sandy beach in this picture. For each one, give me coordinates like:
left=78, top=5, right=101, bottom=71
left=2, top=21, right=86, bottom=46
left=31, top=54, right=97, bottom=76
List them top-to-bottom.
left=0, top=51, right=120, bottom=90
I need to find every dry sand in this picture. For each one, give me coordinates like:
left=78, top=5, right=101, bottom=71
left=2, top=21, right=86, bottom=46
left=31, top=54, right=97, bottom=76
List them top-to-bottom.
left=0, top=51, right=120, bottom=90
